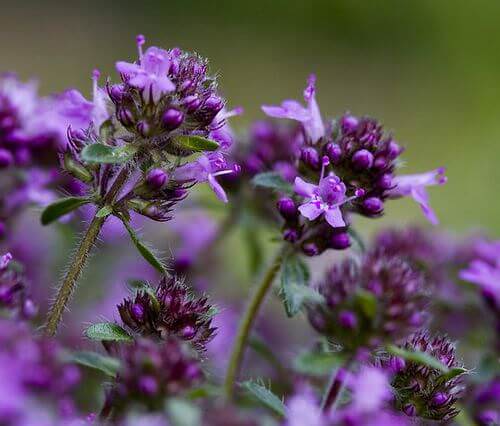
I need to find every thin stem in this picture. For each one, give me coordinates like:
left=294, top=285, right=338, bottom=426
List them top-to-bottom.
left=44, top=165, right=130, bottom=337
left=44, top=214, right=106, bottom=336
left=224, top=243, right=287, bottom=399
left=321, top=353, right=356, bottom=413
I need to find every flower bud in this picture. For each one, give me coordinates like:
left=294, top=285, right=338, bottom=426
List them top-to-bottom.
left=108, top=84, right=126, bottom=103
left=183, top=95, right=201, bottom=112
left=204, top=95, right=224, bottom=114
left=117, top=108, right=134, bottom=127
left=162, top=108, right=184, bottom=130
left=340, top=114, right=359, bottom=134
left=137, top=120, right=151, bottom=137
left=387, top=140, right=401, bottom=159
left=325, top=143, right=342, bottom=164
left=301, top=147, right=320, bottom=169
left=0, top=148, right=13, bottom=168
left=352, top=149, right=374, bottom=170
left=146, top=168, right=168, bottom=190
left=377, top=173, right=393, bottom=190
left=277, top=197, right=297, bottom=220
left=362, top=197, right=384, bottom=215
left=283, top=228, right=300, bottom=243
left=330, top=232, right=351, bottom=250
left=302, top=242, right=320, bottom=257
left=339, top=310, right=357, bottom=329
left=431, top=392, right=449, bottom=407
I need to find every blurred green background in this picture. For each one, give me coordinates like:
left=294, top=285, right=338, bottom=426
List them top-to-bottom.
left=2, top=0, right=500, bottom=234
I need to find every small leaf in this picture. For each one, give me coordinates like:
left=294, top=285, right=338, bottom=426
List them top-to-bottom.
left=172, top=135, right=219, bottom=152
left=81, top=143, right=138, bottom=164
left=252, top=172, right=293, bottom=194
left=41, top=197, right=91, bottom=225
left=96, top=205, right=113, bottom=218
left=121, top=219, right=166, bottom=274
left=280, top=253, right=313, bottom=317
left=354, top=289, right=377, bottom=319
left=84, top=322, right=133, bottom=343
left=387, top=345, right=449, bottom=373
left=293, top=350, right=344, bottom=377
left=70, top=351, right=121, bottom=377
left=439, top=367, right=468, bottom=382
left=241, top=380, right=286, bottom=417
left=186, top=384, right=221, bottom=400
left=165, top=398, right=201, bottom=426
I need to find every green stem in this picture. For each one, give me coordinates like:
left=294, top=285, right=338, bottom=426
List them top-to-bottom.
left=44, top=165, right=130, bottom=337
left=44, top=214, right=106, bottom=336
left=224, top=244, right=287, bottom=399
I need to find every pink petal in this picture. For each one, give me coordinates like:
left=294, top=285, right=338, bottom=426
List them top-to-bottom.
left=115, top=61, right=142, bottom=76
left=298, top=201, right=323, bottom=221
left=324, top=206, right=345, bottom=228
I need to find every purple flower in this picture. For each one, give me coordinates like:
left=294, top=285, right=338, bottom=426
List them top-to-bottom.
left=116, top=40, right=175, bottom=104
left=262, top=74, right=325, bottom=143
left=209, top=106, right=244, bottom=149
left=174, top=152, right=237, bottom=202
left=294, top=157, right=361, bottom=228
left=387, top=167, right=447, bottom=224
left=347, top=366, right=391, bottom=413
left=285, top=387, right=325, bottom=426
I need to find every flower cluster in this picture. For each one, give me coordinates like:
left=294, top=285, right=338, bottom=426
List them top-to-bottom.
left=260, top=75, right=446, bottom=255
left=307, top=249, right=428, bottom=352
left=118, top=276, right=216, bottom=352
left=385, top=331, right=466, bottom=421
left=102, top=337, right=203, bottom=418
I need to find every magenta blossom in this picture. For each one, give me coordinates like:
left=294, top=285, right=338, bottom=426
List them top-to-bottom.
left=116, top=36, right=175, bottom=104
left=262, top=74, right=325, bottom=143
left=173, top=152, right=237, bottom=202
left=294, top=157, right=362, bottom=228
left=387, top=167, right=447, bottom=225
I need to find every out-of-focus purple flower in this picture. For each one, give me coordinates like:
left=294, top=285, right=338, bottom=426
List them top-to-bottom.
left=116, top=43, right=175, bottom=104
left=262, top=74, right=325, bottom=143
left=209, top=106, right=243, bottom=150
left=174, top=152, right=238, bottom=202
left=294, top=157, right=362, bottom=228
left=387, top=167, right=447, bottom=224
left=347, top=366, right=391, bottom=413
left=471, top=378, right=500, bottom=426
left=285, top=387, right=325, bottom=426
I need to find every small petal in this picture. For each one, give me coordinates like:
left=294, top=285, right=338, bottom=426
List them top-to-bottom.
left=207, top=174, right=228, bottom=203
left=294, top=177, right=318, bottom=198
left=298, top=201, right=324, bottom=221
left=324, top=206, right=346, bottom=228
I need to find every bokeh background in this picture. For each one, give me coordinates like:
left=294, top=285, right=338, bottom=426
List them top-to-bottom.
left=3, top=0, right=500, bottom=234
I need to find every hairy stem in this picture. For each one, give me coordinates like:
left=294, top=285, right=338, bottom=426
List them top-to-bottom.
left=44, top=165, right=130, bottom=337
left=44, top=214, right=106, bottom=336
left=224, top=244, right=287, bottom=399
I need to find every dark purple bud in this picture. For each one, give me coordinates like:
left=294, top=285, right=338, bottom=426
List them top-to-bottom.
left=180, top=79, right=194, bottom=92
left=109, top=84, right=126, bottom=103
left=183, top=95, right=201, bottom=112
left=204, top=95, right=224, bottom=114
left=117, top=108, right=134, bottom=127
left=162, top=108, right=184, bottom=130
left=340, top=114, right=359, bottom=133
left=137, top=120, right=151, bottom=137
left=68, top=127, right=87, bottom=143
left=387, top=140, right=401, bottom=159
left=325, top=143, right=342, bottom=164
left=301, top=147, right=320, bottom=169
left=0, top=149, right=14, bottom=168
left=352, top=149, right=374, bottom=170
left=373, top=156, right=387, bottom=170
left=146, top=168, right=168, bottom=190
left=377, top=173, right=393, bottom=190
left=277, top=197, right=297, bottom=220
left=362, top=197, right=383, bottom=214
left=283, top=228, right=299, bottom=243
left=330, top=232, right=351, bottom=250
left=302, top=242, right=319, bottom=257
left=131, top=303, right=145, bottom=322
left=339, top=310, right=357, bottom=329
left=180, top=325, right=196, bottom=340
left=389, top=356, right=406, bottom=373
left=138, top=376, right=158, bottom=396
left=431, top=392, right=449, bottom=407
left=403, top=404, right=417, bottom=417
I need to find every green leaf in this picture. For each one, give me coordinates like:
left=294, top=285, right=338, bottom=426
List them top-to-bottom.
left=172, top=135, right=219, bottom=152
left=81, top=143, right=138, bottom=164
left=252, top=172, right=293, bottom=194
left=41, top=197, right=91, bottom=225
left=96, top=205, right=113, bottom=218
left=121, top=219, right=166, bottom=274
left=280, top=253, right=314, bottom=317
left=355, top=289, right=377, bottom=319
left=84, top=322, right=133, bottom=343
left=387, top=344, right=449, bottom=372
left=293, top=350, right=344, bottom=377
left=70, top=351, right=121, bottom=377
left=438, top=367, right=469, bottom=382
left=241, top=381, right=286, bottom=417
left=186, top=384, right=222, bottom=400
left=165, top=398, right=201, bottom=426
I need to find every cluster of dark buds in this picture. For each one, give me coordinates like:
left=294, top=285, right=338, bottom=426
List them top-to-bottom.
left=256, top=75, right=446, bottom=256
left=307, top=249, right=428, bottom=352
left=0, top=252, right=36, bottom=318
left=118, top=276, right=216, bottom=352
left=385, top=331, right=466, bottom=421
left=102, top=337, right=203, bottom=418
